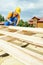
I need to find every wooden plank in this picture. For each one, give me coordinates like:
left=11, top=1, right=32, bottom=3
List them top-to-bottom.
left=8, top=26, right=43, bottom=33
left=0, top=30, right=43, bottom=47
left=0, top=39, right=43, bottom=65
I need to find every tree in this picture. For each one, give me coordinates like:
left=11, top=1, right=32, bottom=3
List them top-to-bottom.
left=0, top=14, right=5, bottom=22
left=2, top=16, right=5, bottom=21
left=17, top=19, right=24, bottom=26
left=17, top=20, right=31, bottom=27
left=23, top=21, right=30, bottom=27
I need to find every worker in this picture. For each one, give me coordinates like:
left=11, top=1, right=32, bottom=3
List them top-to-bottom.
left=4, top=7, right=21, bottom=26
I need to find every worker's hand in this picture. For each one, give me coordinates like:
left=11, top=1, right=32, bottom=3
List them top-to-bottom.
left=16, top=21, right=18, bottom=26
left=16, top=23, right=18, bottom=26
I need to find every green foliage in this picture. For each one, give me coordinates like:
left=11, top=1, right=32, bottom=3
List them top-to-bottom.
left=0, top=14, right=5, bottom=22
left=17, top=19, right=24, bottom=26
left=17, top=19, right=30, bottom=27
left=23, top=22, right=30, bottom=27
left=29, top=24, right=33, bottom=27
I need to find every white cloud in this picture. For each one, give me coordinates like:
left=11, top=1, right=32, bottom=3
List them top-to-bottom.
left=0, top=0, right=43, bottom=20
left=0, top=0, right=35, bottom=12
left=0, top=0, right=17, bottom=11
left=0, top=0, right=35, bottom=18
left=0, top=0, right=43, bottom=12
left=1, top=0, right=43, bottom=12
left=32, top=0, right=43, bottom=9
left=18, top=3, right=35, bottom=11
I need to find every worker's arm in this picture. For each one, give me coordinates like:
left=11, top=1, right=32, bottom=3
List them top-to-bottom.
left=16, top=16, right=20, bottom=25
left=16, top=19, right=20, bottom=25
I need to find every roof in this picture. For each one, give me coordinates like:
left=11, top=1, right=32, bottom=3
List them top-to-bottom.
left=29, top=16, right=43, bottom=23
left=32, top=16, right=40, bottom=20
left=39, top=17, right=43, bottom=22
left=29, top=19, right=33, bottom=22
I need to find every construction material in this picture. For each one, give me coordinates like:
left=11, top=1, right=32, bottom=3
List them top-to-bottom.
left=0, top=26, right=43, bottom=65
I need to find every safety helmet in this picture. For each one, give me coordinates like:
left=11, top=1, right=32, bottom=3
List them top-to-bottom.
left=15, top=7, right=21, bottom=15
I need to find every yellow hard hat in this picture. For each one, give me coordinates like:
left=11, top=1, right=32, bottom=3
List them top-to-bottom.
left=15, top=7, right=21, bottom=15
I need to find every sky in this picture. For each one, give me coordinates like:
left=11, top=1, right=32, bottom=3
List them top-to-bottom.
left=0, top=0, right=43, bottom=21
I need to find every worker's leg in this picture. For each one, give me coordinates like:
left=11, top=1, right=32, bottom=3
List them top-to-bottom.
left=4, top=17, right=13, bottom=26
left=4, top=17, right=18, bottom=26
left=9, top=17, right=17, bottom=26
left=13, top=17, right=18, bottom=26
left=4, top=21, right=10, bottom=26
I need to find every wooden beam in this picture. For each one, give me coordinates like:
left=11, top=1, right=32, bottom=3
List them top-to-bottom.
left=8, top=26, right=43, bottom=33
left=0, top=30, right=43, bottom=47
left=0, top=39, right=43, bottom=65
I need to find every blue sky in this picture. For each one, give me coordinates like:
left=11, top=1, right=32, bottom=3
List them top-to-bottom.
left=0, top=0, right=43, bottom=21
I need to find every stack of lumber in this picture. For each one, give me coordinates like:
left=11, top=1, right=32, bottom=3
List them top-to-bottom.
left=0, top=26, right=43, bottom=65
